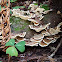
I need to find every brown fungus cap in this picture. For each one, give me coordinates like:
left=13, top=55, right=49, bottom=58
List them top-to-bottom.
left=29, top=23, right=50, bottom=32
left=11, top=32, right=26, bottom=38
left=15, top=36, right=26, bottom=43
left=39, top=37, right=58, bottom=47
left=25, top=39, right=38, bottom=46
left=39, top=40, right=48, bottom=47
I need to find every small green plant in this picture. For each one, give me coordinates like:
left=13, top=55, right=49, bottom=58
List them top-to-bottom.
left=41, top=4, right=49, bottom=10
left=12, top=6, right=25, bottom=9
left=5, top=39, right=25, bottom=57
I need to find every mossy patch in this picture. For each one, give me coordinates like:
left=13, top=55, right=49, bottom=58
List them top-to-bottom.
left=10, top=16, right=30, bottom=32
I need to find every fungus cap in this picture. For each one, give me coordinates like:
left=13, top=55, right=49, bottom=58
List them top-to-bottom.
left=29, top=4, right=38, bottom=8
left=34, top=8, right=45, bottom=13
left=28, top=19, right=39, bottom=26
left=29, top=23, right=50, bottom=32
left=11, top=32, right=26, bottom=38
left=33, top=34, right=44, bottom=40
left=15, top=36, right=26, bottom=43
left=39, top=38, right=57, bottom=47
left=25, top=39, right=38, bottom=46
left=39, top=40, right=48, bottom=47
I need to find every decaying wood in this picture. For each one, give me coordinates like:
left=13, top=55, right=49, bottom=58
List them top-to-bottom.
left=0, top=0, right=11, bottom=45
left=11, top=2, right=62, bottom=47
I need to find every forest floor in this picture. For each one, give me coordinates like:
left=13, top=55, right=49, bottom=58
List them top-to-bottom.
left=0, top=0, right=62, bottom=62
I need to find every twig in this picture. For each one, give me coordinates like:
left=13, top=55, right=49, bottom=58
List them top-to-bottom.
left=49, top=38, right=62, bottom=57
left=0, top=46, right=5, bottom=48
left=8, top=55, right=11, bottom=62
left=27, top=56, right=42, bottom=61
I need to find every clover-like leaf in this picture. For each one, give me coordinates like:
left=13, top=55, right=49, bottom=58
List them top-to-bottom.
left=42, top=4, right=49, bottom=10
left=5, top=39, right=15, bottom=46
left=15, top=41, right=25, bottom=52
left=6, top=47, right=18, bottom=57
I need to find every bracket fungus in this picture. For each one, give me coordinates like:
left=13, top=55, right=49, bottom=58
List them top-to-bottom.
left=9, top=1, right=62, bottom=47
left=29, top=4, right=38, bottom=12
left=34, top=8, right=45, bottom=13
left=12, top=9, right=30, bottom=20
left=12, top=9, right=37, bottom=20
left=28, top=15, right=44, bottom=26
left=28, top=18, right=40, bottom=26
left=29, top=23, right=50, bottom=32
left=11, top=32, right=26, bottom=38
left=11, top=32, right=26, bottom=43
left=30, top=34, right=44, bottom=42
left=39, top=34, right=60, bottom=47
left=15, top=36, right=26, bottom=43
left=25, top=39, right=38, bottom=46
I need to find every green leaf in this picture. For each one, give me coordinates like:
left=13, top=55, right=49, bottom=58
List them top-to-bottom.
left=10, top=0, right=17, bottom=3
left=34, top=3, right=38, bottom=5
left=42, top=4, right=49, bottom=10
left=0, top=5, right=1, bottom=11
left=12, top=6, right=25, bottom=9
left=12, top=6, right=20, bottom=9
left=28, top=7, right=30, bottom=10
left=10, top=9, right=12, bottom=14
left=5, top=39, right=15, bottom=46
left=15, top=41, right=25, bottom=52
left=6, top=47, right=18, bottom=57
left=0, top=61, right=2, bottom=62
